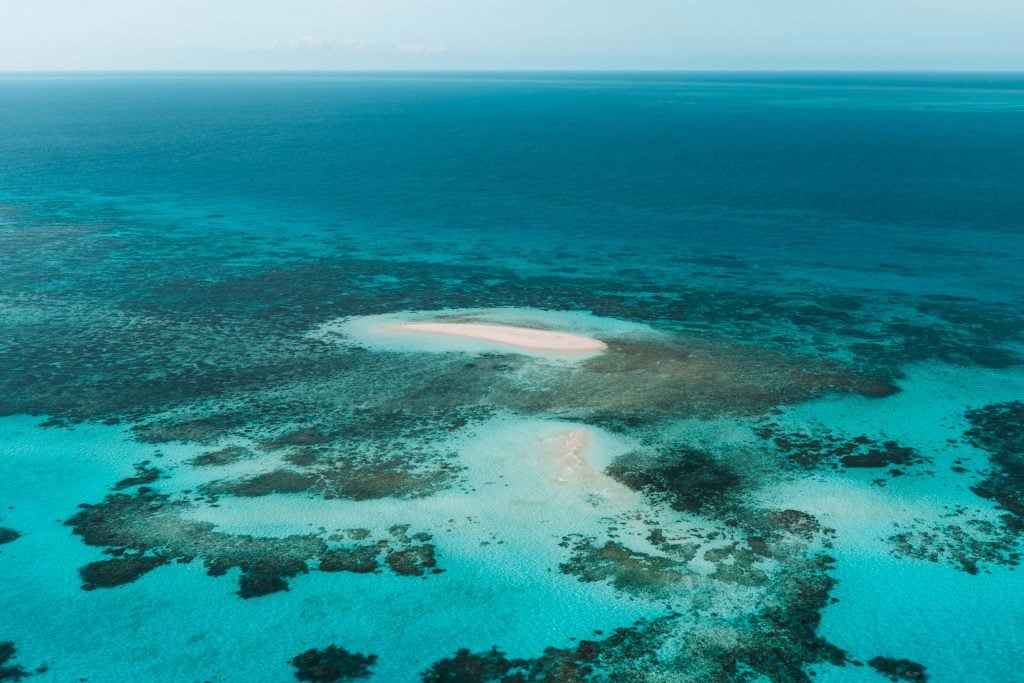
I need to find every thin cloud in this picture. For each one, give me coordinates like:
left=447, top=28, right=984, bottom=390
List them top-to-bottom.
left=259, top=36, right=447, bottom=57
left=395, top=42, right=449, bottom=57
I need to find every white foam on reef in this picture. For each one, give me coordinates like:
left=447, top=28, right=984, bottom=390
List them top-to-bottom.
left=309, top=307, right=659, bottom=359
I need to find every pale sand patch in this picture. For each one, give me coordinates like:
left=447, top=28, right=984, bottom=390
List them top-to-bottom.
left=392, top=322, right=607, bottom=352
left=544, top=428, right=634, bottom=503
left=551, top=429, right=592, bottom=481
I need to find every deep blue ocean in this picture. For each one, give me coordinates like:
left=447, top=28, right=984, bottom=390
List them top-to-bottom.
left=0, top=73, right=1023, bottom=682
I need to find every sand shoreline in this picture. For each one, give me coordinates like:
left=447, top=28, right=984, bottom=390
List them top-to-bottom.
left=391, top=322, right=607, bottom=352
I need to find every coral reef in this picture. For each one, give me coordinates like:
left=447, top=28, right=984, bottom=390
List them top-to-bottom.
left=964, top=401, right=1024, bottom=531
left=754, top=423, right=927, bottom=474
left=606, top=444, right=741, bottom=512
left=66, top=489, right=441, bottom=597
left=0, top=643, right=31, bottom=682
left=291, top=645, right=377, bottom=682
left=868, top=656, right=928, bottom=681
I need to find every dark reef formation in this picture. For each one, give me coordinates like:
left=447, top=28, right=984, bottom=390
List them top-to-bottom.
left=504, top=337, right=898, bottom=424
left=964, top=401, right=1024, bottom=531
left=886, top=402, right=1024, bottom=574
left=754, top=422, right=928, bottom=474
left=605, top=444, right=742, bottom=513
left=189, top=446, right=253, bottom=467
left=201, top=456, right=457, bottom=502
left=113, top=463, right=163, bottom=490
left=66, top=489, right=442, bottom=597
left=548, top=495, right=849, bottom=682
left=889, top=519, right=1020, bottom=575
left=0, top=528, right=20, bottom=546
left=559, top=537, right=691, bottom=594
left=421, top=557, right=847, bottom=683
left=420, top=621, right=678, bottom=683
left=0, top=643, right=32, bottom=682
left=291, top=645, right=377, bottom=682
left=868, top=656, right=928, bottom=681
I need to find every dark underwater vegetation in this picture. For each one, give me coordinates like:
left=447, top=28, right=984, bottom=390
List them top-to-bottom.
left=1, top=72, right=1023, bottom=681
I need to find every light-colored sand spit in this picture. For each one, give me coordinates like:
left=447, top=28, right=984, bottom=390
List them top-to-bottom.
left=393, top=322, right=607, bottom=352
left=544, top=428, right=634, bottom=503
left=550, top=429, right=592, bottom=481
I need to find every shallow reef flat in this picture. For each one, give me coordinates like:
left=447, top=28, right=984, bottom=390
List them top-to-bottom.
left=2, top=290, right=1023, bottom=680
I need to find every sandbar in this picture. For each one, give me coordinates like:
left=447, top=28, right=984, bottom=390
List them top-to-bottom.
left=392, top=322, right=607, bottom=352
left=544, top=428, right=634, bottom=503
left=550, top=429, right=592, bottom=481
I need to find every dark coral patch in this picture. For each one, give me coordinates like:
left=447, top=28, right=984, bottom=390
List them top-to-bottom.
left=515, top=337, right=898, bottom=424
left=964, top=401, right=1024, bottom=531
left=888, top=402, right=1024, bottom=574
left=179, top=409, right=472, bottom=504
left=132, top=412, right=252, bottom=445
left=755, top=423, right=927, bottom=473
left=260, top=427, right=333, bottom=450
left=606, top=445, right=741, bottom=512
left=189, top=446, right=252, bottom=467
left=203, top=457, right=457, bottom=501
left=113, top=464, right=162, bottom=490
left=208, top=469, right=319, bottom=497
left=65, top=489, right=442, bottom=597
left=67, top=490, right=318, bottom=596
left=549, top=504, right=847, bottom=681
left=769, top=510, right=825, bottom=541
left=889, top=520, right=1020, bottom=575
left=562, top=524, right=818, bottom=595
left=0, top=528, right=20, bottom=545
left=560, top=537, right=689, bottom=594
left=385, top=544, right=440, bottom=577
left=319, top=546, right=380, bottom=574
left=80, top=553, right=170, bottom=589
left=713, top=555, right=846, bottom=681
left=236, top=570, right=296, bottom=599
left=423, top=588, right=845, bottom=683
left=419, top=623, right=672, bottom=683
left=0, top=642, right=31, bottom=682
left=291, top=645, right=377, bottom=682
left=421, top=646, right=522, bottom=682
left=868, top=656, right=928, bottom=681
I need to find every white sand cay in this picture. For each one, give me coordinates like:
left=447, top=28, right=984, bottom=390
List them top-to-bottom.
left=311, top=308, right=655, bottom=359
left=392, top=322, right=607, bottom=352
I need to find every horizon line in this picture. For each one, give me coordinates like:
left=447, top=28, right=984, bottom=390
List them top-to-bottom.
left=2, top=68, right=1024, bottom=75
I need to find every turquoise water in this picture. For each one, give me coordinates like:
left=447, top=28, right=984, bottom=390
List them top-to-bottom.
left=1, top=73, right=1023, bottom=682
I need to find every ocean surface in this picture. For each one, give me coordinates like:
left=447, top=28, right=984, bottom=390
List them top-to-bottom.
left=1, top=72, right=1023, bottom=682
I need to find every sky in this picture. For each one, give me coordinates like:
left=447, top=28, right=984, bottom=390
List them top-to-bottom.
left=1, top=0, right=1022, bottom=71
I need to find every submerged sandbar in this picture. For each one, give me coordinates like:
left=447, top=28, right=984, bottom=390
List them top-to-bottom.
left=392, top=322, right=608, bottom=352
